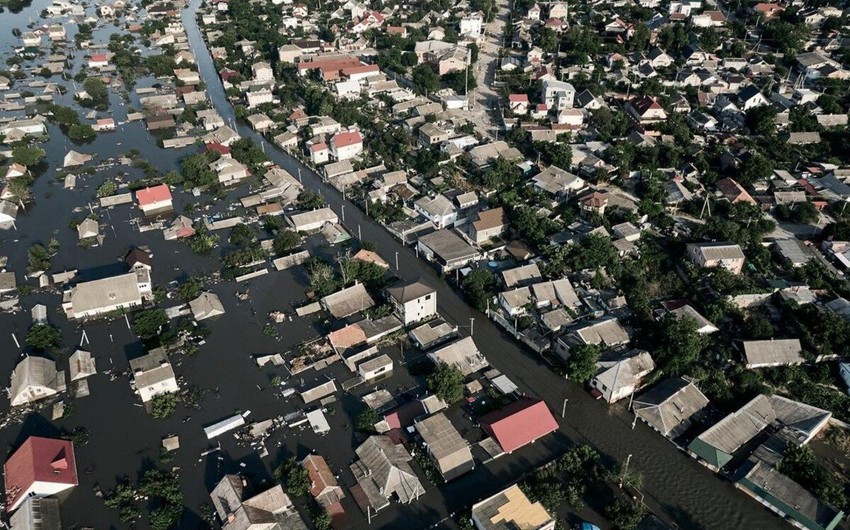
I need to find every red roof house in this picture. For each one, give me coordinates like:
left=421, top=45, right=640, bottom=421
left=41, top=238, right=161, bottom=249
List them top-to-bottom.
left=204, top=142, right=231, bottom=156
left=135, top=183, right=173, bottom=214
left=479, top=397, right=558, bottom=454
left=3, top=437, right=78, bottom=512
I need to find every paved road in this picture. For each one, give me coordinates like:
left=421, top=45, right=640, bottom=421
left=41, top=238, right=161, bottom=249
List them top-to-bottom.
left=182, top=3, right=788, bottom=528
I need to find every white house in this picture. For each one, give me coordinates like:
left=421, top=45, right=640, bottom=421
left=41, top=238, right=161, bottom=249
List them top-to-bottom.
left=459, top=12, right=484, bottom=39
left=252, top=61, right=274, bottom=83
left=541, top=79, right=575, bottom=110
left=329, top=131, right=363, bottom=161
left=310, top=142, right=330, bottom=165
left=414, top=194, right=458, bottom=229
left=62, top=273, right=145, bottom=320
left=387, top=281, right=437, bottom=326
left=130, top=348, right=179, bottom=404
left=590, top=350, right=655, bottom=403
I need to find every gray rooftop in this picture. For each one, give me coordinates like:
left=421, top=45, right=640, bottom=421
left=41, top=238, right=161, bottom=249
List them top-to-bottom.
left=321, top=283, right=376, bottom=318
left=743, top=339, right=804, bottom=368
left=634, top=378, right=710, bottom=438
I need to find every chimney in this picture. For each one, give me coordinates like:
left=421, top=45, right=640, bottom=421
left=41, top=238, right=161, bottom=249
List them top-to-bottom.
left=227, top=514, right=236, bottom=523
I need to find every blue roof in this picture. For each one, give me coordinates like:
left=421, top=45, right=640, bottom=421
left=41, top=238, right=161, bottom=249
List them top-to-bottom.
left=580, top=524, right=602, bottom=530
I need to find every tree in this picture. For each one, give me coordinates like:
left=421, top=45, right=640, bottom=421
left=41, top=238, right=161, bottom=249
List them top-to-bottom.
left=538, top=27, right=558, bottom=53
left=411, top=64, right=440, bottom=94
left=442, top=67, right=476, bottom=95
left=81, top=77, right=109, bottom=108
left=817, top=94, right=843, bottom=115
left=48, top=104, right=81, bottom=126
left=745, top=106, right=778, bottom=137
left=68, top=124, right=96, bottom=140
left=230, top=138, right=269, bottom=168
left=12, top=145, right=45, bottom=166
left=738, top=153, right=773, bottom=186
left=97, top=181, right=117, bottom=197
left=298, top=190, right=326, bottom=210
left=228, top=223, right=256, bottom=247
left=189, top=228, right=219, bottom=255
left=273, top=230, right=300, bottom=256
left=27, top=243, right=51, bottom=273
left=306, top=258, right=339, bottom=297
left=462, top=269, right=496, bottom=312
left=176, top=277, right=203, bottom=303
left=132, top=309, right=168, bottom=340
left=655, top=314, right=706, bottom=375
left=26, top=324, right=61, bottom=350
left=564, top=344, right=600, bottom=383
left=427, top=363, right=465, bottom=403
left=151, top=393, right=178, bottom=418
left=355, top=408, right=379, bottom=433
left=780, top=442, right=846, bottom=508
left=274, top=458, right=310, bottom=498
left=607, top=498, right=646, bottom=530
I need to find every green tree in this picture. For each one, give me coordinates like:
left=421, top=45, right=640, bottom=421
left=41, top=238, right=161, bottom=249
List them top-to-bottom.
left=411, top=64, right=440, bottom=94
left=442, top=67, right=476, bottom=95
left=81, top=77, right=109, bottom=108
left=48, top=104, right=81, bottom=126
left=745, top=106, right=778, bottom=137
left=68, top=124, right=96, bottom=140
left=12, top=145, right=46, bottom=166
left=738, top=153, right=774, bottom=186
left=97, top=181, right=117, bottom=197
left=298, top=190, right=326, bottom=210
left=228, top=223, right=256, bottom=247
left=273, top=229, right=300, bottom=256
left=27, top=243, right=51, bottom=273
left=306, top=258, right=339, bottom=297
left=462, top=269, right=497, bottom=311
left=176, top=277, right=204, bottom=303
left=132, top=309, right=169, bottom=340
left=655, top=314, right=706, bottom=375
left=26, top=324, right=62, bottom=350
left=564, top=344, right=600, bottom=383
left=427, top=363, right=465, bottom=403
left=151, top=393, right=178, bottom=418
left=355, top=407, right=379, bottom=433
left=780, top=442, right=846, bottom=509
left=274, top=458, right=310, bottom=497
left=607, top=498, right=646, bottom=530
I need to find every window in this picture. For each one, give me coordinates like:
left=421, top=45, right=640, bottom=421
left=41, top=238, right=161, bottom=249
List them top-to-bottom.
left=425, top=294, right=432, bottom=300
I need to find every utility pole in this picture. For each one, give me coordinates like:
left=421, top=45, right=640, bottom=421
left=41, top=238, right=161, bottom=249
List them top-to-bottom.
left=297, top=167, right=302, bottom=183
left=341, top=204, right=345, bottom=222
left=358, top=224, right=362, bottom=240
left=395, top=251, right=399, bottom=271
left=469, top=317, right=474, bottom=337
left=629, top=391, right=637, bottom=429
left=561, top=397, right=568, bottom=418
left=619, top=454, right=633, bottom=489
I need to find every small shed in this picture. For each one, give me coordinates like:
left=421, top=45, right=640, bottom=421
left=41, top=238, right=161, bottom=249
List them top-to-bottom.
left=68, top=349, right=96, bottom=381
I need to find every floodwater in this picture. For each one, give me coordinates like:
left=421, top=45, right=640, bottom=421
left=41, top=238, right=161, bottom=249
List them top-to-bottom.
left=0, top=1, right=800, bottom=529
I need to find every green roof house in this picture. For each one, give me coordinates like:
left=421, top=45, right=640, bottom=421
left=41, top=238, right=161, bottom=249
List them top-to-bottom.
left=688, top=394, right=831, bottom=472
left=737, top=458, right=844, bottom=530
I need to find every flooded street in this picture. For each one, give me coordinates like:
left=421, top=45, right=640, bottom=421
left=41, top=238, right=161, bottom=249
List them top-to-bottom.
left=0, top=1, right=798, bottom=529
